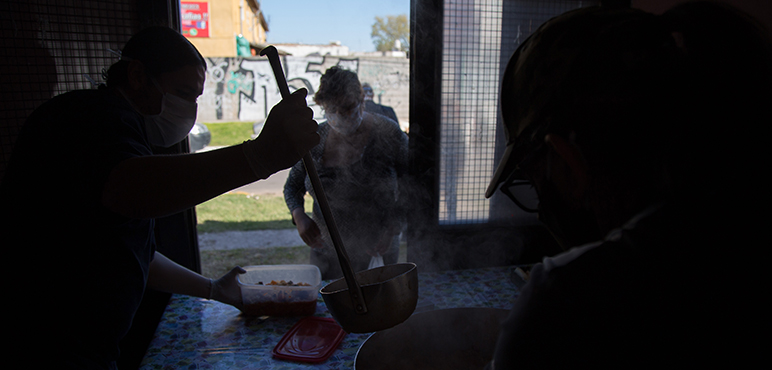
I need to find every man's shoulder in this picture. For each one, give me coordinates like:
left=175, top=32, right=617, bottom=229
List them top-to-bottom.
left=365, top=100, right=397, bottom=118
left=382, top=105, right=397, bottom=116
left=368, top=111, right=402, bottom=133
left=502, top=203, right=749, bottom=367
left=534, top=238, right=656, bottom=303
left=541, top=240, right=621, bottom=277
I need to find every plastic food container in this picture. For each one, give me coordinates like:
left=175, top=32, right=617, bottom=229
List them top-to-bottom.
left=237, top=265, right=322, bottom=316
left=273, top=316, right=346, bottom=363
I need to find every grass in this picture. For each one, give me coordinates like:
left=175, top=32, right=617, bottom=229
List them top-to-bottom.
left=204, top=121, right=255, bottom=147
left=194, top=171, right=408, bottom=277
left=196, top=192, right=314, bottom=276
left=195, top=193, right=313, bottom=233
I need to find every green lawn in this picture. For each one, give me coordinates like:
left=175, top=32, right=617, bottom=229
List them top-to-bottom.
left=203, top=121, right=255, bottom=147
left=192, top=143, right=405, bottom=275
left=195, top=192, right=315, bottom=276
left=195, top=193, right=313, bottom=233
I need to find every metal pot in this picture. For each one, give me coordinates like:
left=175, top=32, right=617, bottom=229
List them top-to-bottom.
left=321, top=263, right=418, bottom=333
left=354, top=307, right=509, bottom=370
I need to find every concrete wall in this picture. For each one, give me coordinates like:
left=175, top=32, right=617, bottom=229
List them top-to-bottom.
left=273, top=43, right=351, bottom=57
left=198, top=55, right=410, bottom=130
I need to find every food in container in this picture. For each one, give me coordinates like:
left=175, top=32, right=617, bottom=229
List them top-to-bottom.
left=237, top=265, right=322, bottom=316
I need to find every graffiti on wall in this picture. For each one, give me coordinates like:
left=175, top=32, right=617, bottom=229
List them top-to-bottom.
left=199, top=56, right=409, bottom=125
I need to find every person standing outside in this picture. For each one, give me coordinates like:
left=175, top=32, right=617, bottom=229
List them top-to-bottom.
left=284, top=67, right=408, bottom=280
left=362, top=82, right=399, bottom=127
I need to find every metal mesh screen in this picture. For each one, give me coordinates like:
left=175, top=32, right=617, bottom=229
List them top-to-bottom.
left=0, top=0, right=139, bottom=183
left=438, top=0, right=595, bottom=225
left=439, top=0, right=503, bottom=224
left=502, top=1, right=596, bottom=48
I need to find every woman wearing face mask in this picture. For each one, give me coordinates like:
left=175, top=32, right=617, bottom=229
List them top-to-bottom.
left=2, top=27, right=318, bottom=369
left=284, top=66, right=409, bottom=280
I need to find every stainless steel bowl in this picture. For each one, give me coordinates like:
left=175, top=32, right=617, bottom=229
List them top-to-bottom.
left=321, top=263, right=418, bottom=333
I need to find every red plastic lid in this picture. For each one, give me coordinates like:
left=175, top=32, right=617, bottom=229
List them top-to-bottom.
left=272, top=316, right=346, bottom=363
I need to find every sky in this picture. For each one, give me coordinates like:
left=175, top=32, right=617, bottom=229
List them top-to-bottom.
left=259, top=0, right=410, bottom=52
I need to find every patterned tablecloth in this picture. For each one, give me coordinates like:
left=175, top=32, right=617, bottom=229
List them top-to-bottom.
left=139, top=265, right=521, bottom=370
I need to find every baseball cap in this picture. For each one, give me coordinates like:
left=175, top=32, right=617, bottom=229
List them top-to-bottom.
left=486, top=6, right=654, bottom=198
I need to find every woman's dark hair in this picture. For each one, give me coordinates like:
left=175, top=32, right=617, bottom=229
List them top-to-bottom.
left=103, top=26, right=207, bottom=87
left=314, top=66, right=363, bottom=114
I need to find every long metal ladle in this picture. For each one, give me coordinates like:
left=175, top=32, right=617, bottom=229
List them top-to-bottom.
left=260, top=45, right=368, bottom=314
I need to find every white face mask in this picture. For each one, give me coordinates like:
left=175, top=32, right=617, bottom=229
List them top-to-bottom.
left=142, top=78, right=198, bottom=147
left=326, top=105, right=363, bottom=135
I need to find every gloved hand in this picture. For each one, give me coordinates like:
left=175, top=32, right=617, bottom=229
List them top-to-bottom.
left=242, top=88, right=319, bottom=179
left=293, top=209, right=323, bottom=249
left=210, top=266, right=247, bottom=309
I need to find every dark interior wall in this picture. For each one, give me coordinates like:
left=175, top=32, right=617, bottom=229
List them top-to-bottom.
left=0, top=0, right=187, bottom=184
left=1, top=1, right=138, bottom=182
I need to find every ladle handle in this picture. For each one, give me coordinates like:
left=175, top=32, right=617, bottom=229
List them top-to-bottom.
left=260, top=46, right=368, bottom=314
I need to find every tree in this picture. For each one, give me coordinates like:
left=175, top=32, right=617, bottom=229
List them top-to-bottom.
left=371, top=14, right=409, bottom=52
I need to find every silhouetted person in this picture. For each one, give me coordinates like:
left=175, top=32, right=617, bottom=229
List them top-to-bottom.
left=486, top=3, right=770, bottom=368
left=2, top=26, right=318, bottom=369
left=285, top=67, right=408, bottom=279
left=362, top=82, right=399, bottom=127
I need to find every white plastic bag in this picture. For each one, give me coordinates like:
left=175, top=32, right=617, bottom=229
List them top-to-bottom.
left=368, top=253, right=384, bottom=269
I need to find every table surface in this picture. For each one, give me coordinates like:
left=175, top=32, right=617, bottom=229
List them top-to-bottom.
left=139, top=265, right=521, bottom=370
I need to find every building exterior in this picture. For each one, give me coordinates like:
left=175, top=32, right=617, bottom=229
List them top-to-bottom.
left=181, top=0, right=268, bottom=57
left=181, top=1, right=410, bottom=129
left=272, top=42, right=350, bottom=57
left=272, top=42, right=409, bottom=58
left=198, top=55, right=409, bottom=131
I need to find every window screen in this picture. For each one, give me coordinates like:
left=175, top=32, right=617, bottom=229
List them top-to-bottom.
left=0, top=0, right=140, bottom=183
left=438, top=0, right=595, bottom=225
left=439, top=0, right=503, bottom=224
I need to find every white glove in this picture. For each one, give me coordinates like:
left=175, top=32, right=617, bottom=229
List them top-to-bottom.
left=209, top=266, right=247, bottom=309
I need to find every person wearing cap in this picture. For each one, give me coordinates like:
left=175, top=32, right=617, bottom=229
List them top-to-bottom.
left=485, top=3, right=769, bottom=368
left=2, top=27, right=318, bottom=369
left=362, top=82, right=399, bottom=127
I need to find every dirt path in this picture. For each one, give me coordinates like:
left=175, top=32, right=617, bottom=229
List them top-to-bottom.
left=198, top=229, right=304, bottom=251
